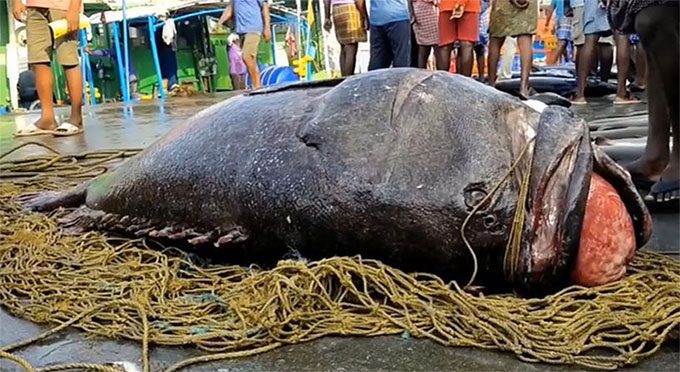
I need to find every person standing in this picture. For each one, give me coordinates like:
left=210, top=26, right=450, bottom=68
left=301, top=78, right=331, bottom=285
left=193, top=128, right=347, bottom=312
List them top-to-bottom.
left=13, top=0, right=85, bottom=137
left=216, top=0, right=271, bottom=89
left=324, top=0, right=369, bottom=76
left=367, top=0, right=412, bottom=70
left=408, top=0, right=440, bottom=69
left=436, top=0, right=481, bottom=76
left=473, top=0, right=490, bottom=80
left=487, top=0, right=538, bottom=98
left=544, top=0, right=572, bottom=64
left=570, top=0, right=611, bottom=105
left=608, top=0, right=679, bottom=201
left=227, top=33, right=247, bottom=90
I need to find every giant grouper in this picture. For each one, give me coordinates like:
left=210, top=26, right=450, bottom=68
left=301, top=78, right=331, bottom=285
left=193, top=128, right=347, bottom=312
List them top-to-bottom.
left=20, top=68, right=653, bottom=296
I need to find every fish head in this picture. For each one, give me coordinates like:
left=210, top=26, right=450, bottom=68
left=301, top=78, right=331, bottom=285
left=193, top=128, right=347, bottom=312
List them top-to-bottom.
left=509, top=105, right=652, bottom=296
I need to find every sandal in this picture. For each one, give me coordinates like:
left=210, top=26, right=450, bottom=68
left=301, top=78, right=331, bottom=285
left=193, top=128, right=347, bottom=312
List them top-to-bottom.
left=613, top=94, right=641, bottom=105
left=52, top=122, right=83, bottom=137
left=14, top=123, right=53, bottom=137
left=647, top=178, right=680, bottom=203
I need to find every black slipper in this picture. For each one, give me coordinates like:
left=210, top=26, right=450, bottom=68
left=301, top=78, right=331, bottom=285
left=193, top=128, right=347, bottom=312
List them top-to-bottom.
left=647, top=178, right=680, bottom=203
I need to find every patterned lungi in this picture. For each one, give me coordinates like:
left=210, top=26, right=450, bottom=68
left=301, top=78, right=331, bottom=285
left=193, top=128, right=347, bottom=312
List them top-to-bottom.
left=412, top=0, right=439, bottom=46
left=332, top=3, right=367, bottom=45
left=556, top=16, right=573, bottom=41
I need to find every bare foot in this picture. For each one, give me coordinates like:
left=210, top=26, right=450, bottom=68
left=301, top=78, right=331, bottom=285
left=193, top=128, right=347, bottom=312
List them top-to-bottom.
left=570, top=96, right=587, bottom=105
left=35, top=116, right=59, bottom=131
left=626, top=156, right=668, bottom=189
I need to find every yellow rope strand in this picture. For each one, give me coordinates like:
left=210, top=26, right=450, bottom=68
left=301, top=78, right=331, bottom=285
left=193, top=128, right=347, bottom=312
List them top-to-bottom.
left=0, top=147, right=678, bottom=372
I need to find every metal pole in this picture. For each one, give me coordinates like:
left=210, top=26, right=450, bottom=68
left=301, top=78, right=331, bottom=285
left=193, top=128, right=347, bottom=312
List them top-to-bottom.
left=122, top=0, right=130, bottom=102
left=296, top=0, right=302, bottom=64
left=318, top=0, right=330, bottom=75
left=148, top=17, right=166, bottom=100
left=111, top=22, right=128, bottom=101
left=271, top=24, right=277, bottom=66
left=80, top=29, right=97, bottom=106
left=78, top=30, right=89, bottom=106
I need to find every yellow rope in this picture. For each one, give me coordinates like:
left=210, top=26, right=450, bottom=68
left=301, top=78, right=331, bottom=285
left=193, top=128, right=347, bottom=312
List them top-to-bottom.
left=0, top=147, right=678, bottom=372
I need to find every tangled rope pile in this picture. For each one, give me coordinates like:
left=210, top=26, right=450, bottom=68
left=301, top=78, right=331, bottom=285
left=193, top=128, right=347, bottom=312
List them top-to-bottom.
left=0, top=143, right=678, bottom=371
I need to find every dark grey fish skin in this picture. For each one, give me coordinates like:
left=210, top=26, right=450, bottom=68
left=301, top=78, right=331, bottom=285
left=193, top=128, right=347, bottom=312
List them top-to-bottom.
left=20, top=68, right=652, bottom=295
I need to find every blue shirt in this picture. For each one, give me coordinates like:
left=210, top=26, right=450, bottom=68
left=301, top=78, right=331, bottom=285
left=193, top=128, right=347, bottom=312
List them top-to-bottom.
left=233, top=0, right=267, bottom=34
left=370, top=0, right=410, bottom=26
left=551, top=0, right=565, bottom=18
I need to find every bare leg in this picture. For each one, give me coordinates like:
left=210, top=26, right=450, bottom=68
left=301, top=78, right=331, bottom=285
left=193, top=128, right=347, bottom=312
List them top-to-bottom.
left=628, top=4, right=679, bottom=200
left=614, top=31, right=634, bottom=102
left=573, top=34, right=599, bottom=102
left=517, top=35, right=533, bottom=97
left=487, top=36, right=504, bottom=86
left=553, top=40, right=567, bottom=64
left=458, top=41, right=474, bottom=76
left=341, top=43, right=359, bottom=76
left=598, top=43, right=613, bottom=81
left=436, top=44, right=453, bottom=71
left=634, top=44, right=647, bottom=89
left=339, top=45, right=347, bottom=76
left=417, top=45, right=432, bottom=69
left=474, top=45, right=485, bottom=78
left=243, top=53, right=260, bottom=89
left=31, top=63, right=58, bottom=130
left=63, top=65, right=83, bottom=128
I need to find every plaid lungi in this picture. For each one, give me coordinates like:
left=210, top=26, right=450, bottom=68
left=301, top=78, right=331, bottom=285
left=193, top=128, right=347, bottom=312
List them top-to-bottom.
left=412, top=0, right=439, bottom=46
left=332, top=4, right=367, bottom=45
left=556, top=16, right=573, bottom=41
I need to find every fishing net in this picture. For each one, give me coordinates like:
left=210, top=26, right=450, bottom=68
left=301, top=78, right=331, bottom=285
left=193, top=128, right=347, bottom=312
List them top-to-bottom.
left=0, top=143, right=678, bottom=372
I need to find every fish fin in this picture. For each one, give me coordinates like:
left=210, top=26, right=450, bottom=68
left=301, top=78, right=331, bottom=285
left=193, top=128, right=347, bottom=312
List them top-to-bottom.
left=17, top=181, right=90, bottom=212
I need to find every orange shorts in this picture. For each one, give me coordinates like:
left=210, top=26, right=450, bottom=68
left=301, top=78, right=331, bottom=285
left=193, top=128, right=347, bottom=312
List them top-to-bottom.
left=439, top=11, right=480, bottom=46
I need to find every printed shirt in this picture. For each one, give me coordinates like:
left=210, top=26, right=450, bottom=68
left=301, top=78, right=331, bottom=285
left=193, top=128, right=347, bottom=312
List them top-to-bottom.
left=26, top=0, right=82, bottom=11
left=233, top=0, right=267, bottom=35
left=369, top=0, right=410, bottom=26
left=439, top=0, right=481, bottom=13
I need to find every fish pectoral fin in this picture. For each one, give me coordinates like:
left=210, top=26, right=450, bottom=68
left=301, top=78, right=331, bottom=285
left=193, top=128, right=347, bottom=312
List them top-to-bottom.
left=17, top=181, right=89, bottom=212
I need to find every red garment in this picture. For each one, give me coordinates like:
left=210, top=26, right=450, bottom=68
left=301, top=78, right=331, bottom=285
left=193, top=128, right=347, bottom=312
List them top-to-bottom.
left=439, top=0, right=481, bottom=13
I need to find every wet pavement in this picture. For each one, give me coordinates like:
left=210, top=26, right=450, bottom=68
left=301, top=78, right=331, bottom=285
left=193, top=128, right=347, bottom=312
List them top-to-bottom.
left=0, top=92, right=678, bottom=371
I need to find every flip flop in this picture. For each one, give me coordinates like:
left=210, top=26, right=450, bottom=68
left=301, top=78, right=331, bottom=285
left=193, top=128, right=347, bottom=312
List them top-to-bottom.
left=613, top=95, right=641, bottom=105
left=570, top=99, right=588, bottom=106
left=52, top=122, right=83, bottom=137
left=14, top=123, right=53, bottom=137
left=647, top=178, right=680, bottom=203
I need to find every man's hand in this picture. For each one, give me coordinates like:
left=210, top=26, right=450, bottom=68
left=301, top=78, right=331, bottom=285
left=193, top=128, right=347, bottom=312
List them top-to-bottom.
left=13, top=0, right=26, bottom=22
left=66, top=5, right=80, bottom=32
left=410, top=15, right=416, bottom=25
left=362, top=17, right=370, bottom=31
left=323, top=19, right=332, bottom=32
left=263, top=28, right=272, bottom=43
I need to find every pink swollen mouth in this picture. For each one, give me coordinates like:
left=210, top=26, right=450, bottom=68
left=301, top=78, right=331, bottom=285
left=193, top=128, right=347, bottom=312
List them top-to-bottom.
left=570, top=173, right=637, bottom=287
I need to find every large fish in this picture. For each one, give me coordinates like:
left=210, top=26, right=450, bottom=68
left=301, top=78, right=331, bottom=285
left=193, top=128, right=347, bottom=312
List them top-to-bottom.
left=21, top=69, right=652, bottom=295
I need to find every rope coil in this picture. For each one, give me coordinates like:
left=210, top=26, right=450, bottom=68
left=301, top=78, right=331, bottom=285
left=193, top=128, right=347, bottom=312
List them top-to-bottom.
left=0, top=144, right=678, bottom=372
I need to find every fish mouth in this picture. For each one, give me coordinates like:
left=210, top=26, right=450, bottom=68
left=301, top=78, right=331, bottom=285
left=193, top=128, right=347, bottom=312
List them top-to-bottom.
left=508, top=107, right=652, bottom=296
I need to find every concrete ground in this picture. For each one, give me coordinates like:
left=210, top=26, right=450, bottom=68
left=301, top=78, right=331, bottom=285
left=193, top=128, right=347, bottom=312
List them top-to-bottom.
left=0, top=95, right=678, bottom=371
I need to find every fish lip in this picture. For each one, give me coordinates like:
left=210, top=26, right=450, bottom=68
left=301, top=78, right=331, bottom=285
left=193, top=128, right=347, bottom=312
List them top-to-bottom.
left=509, top=107, right=593, bottom=296
left=510, top=108, right=653, bottom=296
